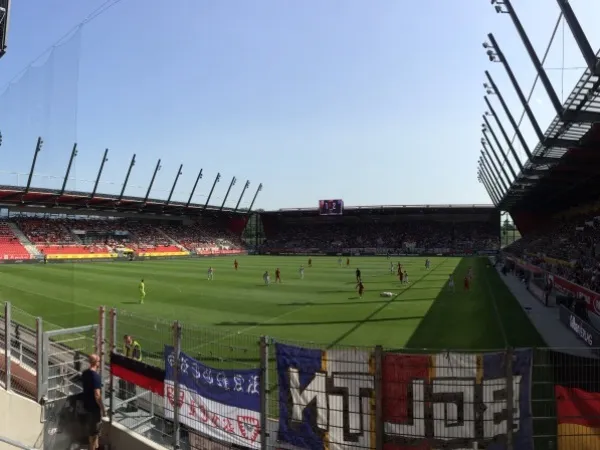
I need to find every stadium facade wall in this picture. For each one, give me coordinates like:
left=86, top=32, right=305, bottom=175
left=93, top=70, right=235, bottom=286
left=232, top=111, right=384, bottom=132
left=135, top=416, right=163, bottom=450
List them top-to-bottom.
left=0, top=388, right=43, bottom=448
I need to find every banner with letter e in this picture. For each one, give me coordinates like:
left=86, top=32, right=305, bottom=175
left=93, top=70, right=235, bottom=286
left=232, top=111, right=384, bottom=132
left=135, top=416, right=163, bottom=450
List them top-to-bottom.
left=276, top=342, right=376, bottom=450
left=164, top=345, right=261, bottom=448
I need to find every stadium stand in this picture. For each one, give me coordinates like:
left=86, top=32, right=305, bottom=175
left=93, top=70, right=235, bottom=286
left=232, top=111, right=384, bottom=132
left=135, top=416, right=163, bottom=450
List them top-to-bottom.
left=259, top=205, right=500, bottom=254
left=0, top=221, right=31, bottom=259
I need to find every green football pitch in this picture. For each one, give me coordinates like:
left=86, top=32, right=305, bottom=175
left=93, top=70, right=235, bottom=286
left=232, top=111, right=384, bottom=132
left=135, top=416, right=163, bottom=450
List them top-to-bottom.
left=0, top=255, right=544, bottom=358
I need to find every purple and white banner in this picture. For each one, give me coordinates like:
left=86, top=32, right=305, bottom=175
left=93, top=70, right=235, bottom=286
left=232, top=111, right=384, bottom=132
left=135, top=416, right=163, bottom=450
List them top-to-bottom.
left=164, top=346, right=261, bottom=448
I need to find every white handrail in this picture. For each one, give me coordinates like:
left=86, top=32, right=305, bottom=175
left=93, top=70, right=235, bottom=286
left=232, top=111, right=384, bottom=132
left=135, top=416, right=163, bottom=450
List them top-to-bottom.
left=0, top=435, right=35, bottom=450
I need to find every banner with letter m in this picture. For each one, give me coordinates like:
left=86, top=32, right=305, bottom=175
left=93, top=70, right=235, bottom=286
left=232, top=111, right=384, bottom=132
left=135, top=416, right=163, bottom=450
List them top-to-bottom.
left=276, top=342, right=376, bottom=450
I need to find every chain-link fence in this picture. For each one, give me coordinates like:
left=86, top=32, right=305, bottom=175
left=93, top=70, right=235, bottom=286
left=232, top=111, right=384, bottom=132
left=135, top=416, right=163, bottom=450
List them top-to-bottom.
left=2, top=303, right=600, bottom=450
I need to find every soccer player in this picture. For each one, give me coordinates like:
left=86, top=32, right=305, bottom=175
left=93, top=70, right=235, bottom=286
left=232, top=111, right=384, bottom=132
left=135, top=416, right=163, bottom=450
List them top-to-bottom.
left=338, top=256, right=342, bottom=267
left=346, top=257, right=350, bottom=267
left=308, top=258, right=312, bottom=268
left=425, top=258, right=430, bottom=270
left=234, top=259, right=239, bottom=271
left=389, top=261, right=394, bottom=274
left=299, top=265, right=305, bottom=279
left=398, top=265, right=403, bottom=283
left=467, top=266, right=473, bottom=281
left=207, top=267, right=214, bottom=281
left=275, top=268, right=282, bottom=283
left=356, top=268, right=362, bottom=283
left=403, top=270, right=409, bottom=284
left=263, top=271, right=270, bottom=286
left=448, top=274, right=455, bottom=292
left=464, top=274, right=470, bottom=291
left=139, top=279, right=145, bottom=304
left=356, top=281, right=365, bottom=298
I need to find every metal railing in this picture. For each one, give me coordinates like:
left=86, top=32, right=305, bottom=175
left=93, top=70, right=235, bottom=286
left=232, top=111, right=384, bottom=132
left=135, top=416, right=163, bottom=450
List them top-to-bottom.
left=1, top=303, right=600, bottom=450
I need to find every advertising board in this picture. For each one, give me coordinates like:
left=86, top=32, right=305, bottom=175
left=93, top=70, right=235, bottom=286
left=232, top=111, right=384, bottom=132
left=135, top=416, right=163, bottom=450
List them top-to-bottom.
left=559, top=305, right=600, bottom=355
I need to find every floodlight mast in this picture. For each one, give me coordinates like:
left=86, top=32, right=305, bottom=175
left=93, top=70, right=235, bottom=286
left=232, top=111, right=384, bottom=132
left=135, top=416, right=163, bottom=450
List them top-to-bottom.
left=498, top=0, right=564, bottom=117
left=555, top=0, right=600, bottom=75
left=487, top=34, right=545, bottom=143
left=484, top=71, right=532, bottom=160
left=484, top=97, right=523, bottom=171
left=482, top=115, right=517, bottom=180
left=482, top=132, right=512, bottom=187
left=24, top=137, right=43, bottom=194
left=59, top=143, right=78, bottom=196
left=90, top=149, right=109, bottom=199
left=482, top=149, right=508, bottom=193
left=481, top=152, right=505, bottom=196
left=117, top=154, right=136, bottom=202
left=143, top=159, right=162, bottom=205
left=481, top=161, right=502, bottom=202
left=166, top=164, right=183, bottom=206
left=480, top=166, right=500, bottom=205
left=185, top=169, right=203, bottom=208
left=478, top=171, right=498, bottom=205
left=203, top=173, right=220, bottom=211
left=479, top=173, right=498, bottom=205
left=220, top=177, right=236, bottom=211
left=234, top=180, right=250, bottom=212
left=247, top=183, right=263, bottom=214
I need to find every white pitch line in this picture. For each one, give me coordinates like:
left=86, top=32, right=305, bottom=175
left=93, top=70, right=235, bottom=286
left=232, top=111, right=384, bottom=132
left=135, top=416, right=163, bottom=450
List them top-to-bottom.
left=188, top=303, right=313, bottom=352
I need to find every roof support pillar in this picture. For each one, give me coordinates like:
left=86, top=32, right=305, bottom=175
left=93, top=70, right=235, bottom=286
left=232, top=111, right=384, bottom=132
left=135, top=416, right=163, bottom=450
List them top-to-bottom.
left=555, top=0, right=599, bottom=75
left=484, top=97, right=524, bottom=171
left=483, top=116, right=518, bottom=180
left=25, top=137, right=43, bottom=194
left=117, top=154, right=136, bottom=202
left=203, top=173, right=220, bottom=211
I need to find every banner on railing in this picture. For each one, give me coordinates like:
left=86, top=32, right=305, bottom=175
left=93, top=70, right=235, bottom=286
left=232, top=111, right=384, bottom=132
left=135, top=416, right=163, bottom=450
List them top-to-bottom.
left=275, top=343, right=534, bottom=450
left=276, top=343, right=375, bottom=450
left=164, top=346, right=261, bottom=449
left=383, top=349, right=534, bottom=450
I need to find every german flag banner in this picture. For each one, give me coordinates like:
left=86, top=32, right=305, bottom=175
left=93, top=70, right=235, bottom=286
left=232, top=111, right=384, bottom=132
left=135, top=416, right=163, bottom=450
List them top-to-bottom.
left=553, top=350, right=600, bottom=450
left=110, top=352, right=165, bottom=396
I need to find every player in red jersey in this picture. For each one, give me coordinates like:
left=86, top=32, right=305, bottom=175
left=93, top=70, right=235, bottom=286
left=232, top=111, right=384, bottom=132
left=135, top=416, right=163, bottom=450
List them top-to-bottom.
left=346, top=257, right=350, bottom=267
left=308, top=258, right=312, bottom=268
left=234, top=259, right=239, bottom=271
left=398, top=266, right=404, bottom=283
left=275, top=268, right=282, bottom=283
left=464, top=275, right=470, bottom=291
left=356, top=281, right=365, bottom=298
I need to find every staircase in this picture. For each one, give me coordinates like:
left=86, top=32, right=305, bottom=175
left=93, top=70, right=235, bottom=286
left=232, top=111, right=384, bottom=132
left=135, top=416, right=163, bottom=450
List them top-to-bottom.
left=8, top=223, right=41, bottom=257
left=156, top=227, right=187, bottom=251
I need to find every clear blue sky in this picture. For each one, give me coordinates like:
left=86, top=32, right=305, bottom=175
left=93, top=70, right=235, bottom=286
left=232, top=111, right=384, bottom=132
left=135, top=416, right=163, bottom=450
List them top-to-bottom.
left=0, top=0, right=599, bottom=210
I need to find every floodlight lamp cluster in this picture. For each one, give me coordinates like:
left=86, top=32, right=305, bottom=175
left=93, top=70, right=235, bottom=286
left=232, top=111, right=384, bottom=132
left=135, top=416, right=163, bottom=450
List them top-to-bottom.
left=490, top=0, right=507, bottom=14
left=482, top=43, right=501, bottom=63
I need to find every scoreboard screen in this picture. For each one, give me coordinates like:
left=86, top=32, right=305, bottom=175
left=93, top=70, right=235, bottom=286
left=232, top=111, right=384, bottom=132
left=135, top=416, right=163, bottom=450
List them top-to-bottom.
left=319, top=199, right=344, bottom=216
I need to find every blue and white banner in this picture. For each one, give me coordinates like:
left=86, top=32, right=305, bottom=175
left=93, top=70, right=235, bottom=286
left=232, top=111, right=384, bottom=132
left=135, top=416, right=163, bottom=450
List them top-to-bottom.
left=276, top=343, right=375, bottom=450
left=164, top=346, right=261, bottom=448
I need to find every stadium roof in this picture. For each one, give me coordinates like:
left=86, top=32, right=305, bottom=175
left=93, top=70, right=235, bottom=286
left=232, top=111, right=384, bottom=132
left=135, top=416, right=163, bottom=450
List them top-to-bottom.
left=498, top=61, right=600, bottom=214
left=0, top=185, right=248, bottom=217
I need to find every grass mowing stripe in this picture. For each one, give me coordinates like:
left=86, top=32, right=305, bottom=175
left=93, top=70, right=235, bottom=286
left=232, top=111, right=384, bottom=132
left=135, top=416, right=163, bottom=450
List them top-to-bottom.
left=327, top=258, right=448, bottom=348
left=481, top=258, right=509, bottom=348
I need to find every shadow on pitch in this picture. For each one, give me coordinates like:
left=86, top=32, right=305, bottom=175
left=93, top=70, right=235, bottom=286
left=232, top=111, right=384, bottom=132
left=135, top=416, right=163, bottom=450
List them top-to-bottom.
left=277, top=298, right=434, bottom=307
left=214, top=316, right=424, bottom=327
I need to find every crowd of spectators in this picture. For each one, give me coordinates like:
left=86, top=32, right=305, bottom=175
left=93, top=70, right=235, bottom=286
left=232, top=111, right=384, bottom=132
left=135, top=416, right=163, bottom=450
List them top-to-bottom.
left=504, top=211, right=600, bottom=293
left=9, top=217, right=244, bottom=253
left=262, top=220, right=499, bottom=251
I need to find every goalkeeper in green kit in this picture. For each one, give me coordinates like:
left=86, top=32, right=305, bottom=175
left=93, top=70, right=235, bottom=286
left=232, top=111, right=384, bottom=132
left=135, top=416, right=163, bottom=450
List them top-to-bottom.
left=139, top=279, right=146, bottom=304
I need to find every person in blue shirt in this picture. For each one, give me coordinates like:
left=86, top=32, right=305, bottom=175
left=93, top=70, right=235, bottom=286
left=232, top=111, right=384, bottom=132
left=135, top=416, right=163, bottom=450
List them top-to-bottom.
left=81, top=354, right=105, bottom=450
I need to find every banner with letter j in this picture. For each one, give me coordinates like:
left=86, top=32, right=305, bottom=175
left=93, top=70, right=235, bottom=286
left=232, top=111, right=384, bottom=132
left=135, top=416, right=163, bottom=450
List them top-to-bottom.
left=164, top=345, right=261, bottom=448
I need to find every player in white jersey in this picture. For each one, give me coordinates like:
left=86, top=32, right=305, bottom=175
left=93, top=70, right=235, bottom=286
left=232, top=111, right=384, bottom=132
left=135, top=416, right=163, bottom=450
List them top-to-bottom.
left=338, top=257, right=342, bottom=267
left=425, top=259, right=431, bottom=270
left=389, top=261, right=394, bottom=274
left=299, top=265, right=305, bottom=279
left=207, top=267, right=214, bottom=281
left=403, top=270, right=409, bottom=284
left=263, top=271, right=270, bottom=286
left=448, top=274, right=455, bottom=292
